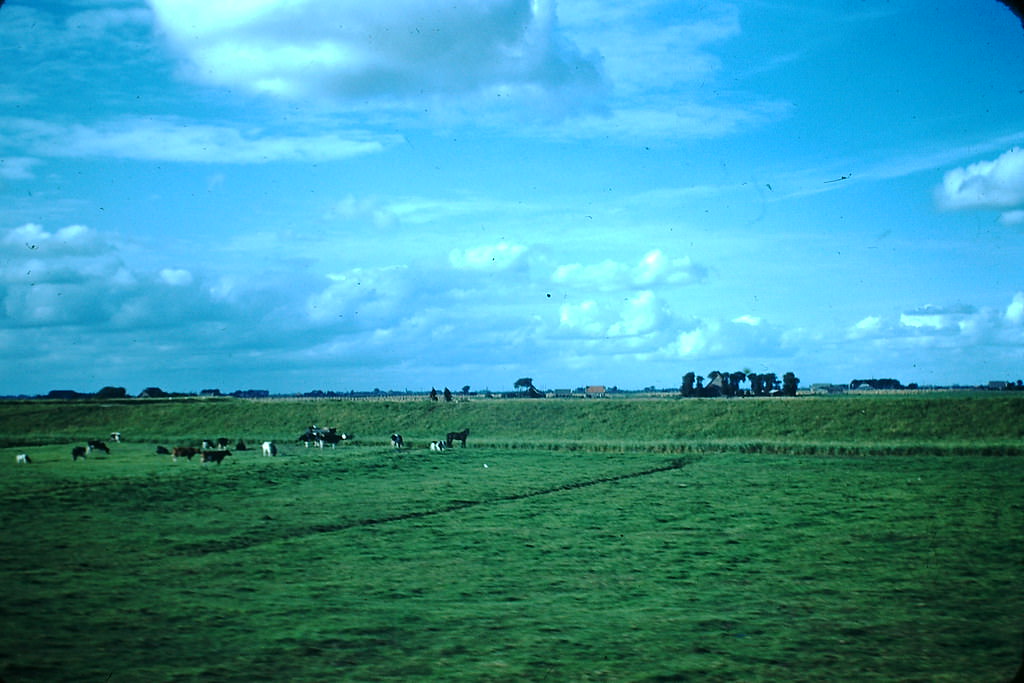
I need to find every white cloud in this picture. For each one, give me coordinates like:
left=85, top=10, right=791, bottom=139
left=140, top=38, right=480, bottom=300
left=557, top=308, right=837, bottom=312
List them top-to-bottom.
left=147, top=0, right=606, bottom=114
left=3, top=117, right=399, bottom=165
left=32, top=117, right=398, bottom=164
left=936, top=147, right=1024, bottom=221
left=0, top=157, right=41, bottom=180
left=999, top=209, right=1024, bottom=226
left=449, top=243, right=528, bottom=271
left=552, top=249, right=705, bottom=290
left=159, top=268, right=193, bottom=286
left=1006, top=292, right=1024, bottom=325
left=844, top=296, right=1024, bottom=353
left=899, top=304, right=978, bottom=332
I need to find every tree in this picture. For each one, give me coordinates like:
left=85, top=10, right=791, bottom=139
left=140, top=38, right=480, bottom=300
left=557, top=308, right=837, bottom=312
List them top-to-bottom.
left=680, top=372, right=696, bottom=397
left=782, top=372, right=799, bottom=397
left=514, top=377, right=535, bottom=392
left=461, top=385, right=470, bottom=395
left=96, top=386, right=127, bottom=399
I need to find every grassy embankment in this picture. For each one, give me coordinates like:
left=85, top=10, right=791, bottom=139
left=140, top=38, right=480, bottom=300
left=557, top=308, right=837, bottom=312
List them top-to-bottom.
left=2, top=391, right=1023, bottom=453
left=1, top=394, right=1022, bottom=681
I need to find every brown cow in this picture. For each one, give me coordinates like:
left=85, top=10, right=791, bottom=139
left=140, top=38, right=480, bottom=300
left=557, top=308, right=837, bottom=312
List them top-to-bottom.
left=172, top=446, right=198, bottom=461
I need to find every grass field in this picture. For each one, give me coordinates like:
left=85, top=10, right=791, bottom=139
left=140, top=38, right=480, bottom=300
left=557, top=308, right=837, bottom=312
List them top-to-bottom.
left=1, top=395, right=1023, bottom=681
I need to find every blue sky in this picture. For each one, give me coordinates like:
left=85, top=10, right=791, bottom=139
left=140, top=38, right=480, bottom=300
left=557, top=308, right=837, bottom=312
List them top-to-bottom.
left=2, top=0, right=1024, bottom=395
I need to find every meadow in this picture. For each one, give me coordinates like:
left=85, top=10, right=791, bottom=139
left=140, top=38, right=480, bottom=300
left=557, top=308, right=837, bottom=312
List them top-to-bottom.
left=1, top=394, right=1022, bottom=681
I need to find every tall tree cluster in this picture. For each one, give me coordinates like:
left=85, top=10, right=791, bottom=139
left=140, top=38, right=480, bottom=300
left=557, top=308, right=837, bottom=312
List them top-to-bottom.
left=680, top=370, right=799, bottom=397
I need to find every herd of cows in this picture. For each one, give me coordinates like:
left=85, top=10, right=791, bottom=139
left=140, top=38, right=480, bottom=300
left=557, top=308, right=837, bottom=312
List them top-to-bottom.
left=13, top=426, right=472, bottom=465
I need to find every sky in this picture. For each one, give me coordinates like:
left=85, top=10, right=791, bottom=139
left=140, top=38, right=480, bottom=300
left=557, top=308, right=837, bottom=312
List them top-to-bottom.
left=2, top=0, right=1024, bottom=396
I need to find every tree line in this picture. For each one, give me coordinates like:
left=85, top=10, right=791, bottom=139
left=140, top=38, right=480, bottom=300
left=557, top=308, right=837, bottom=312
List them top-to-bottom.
left=680, top=370, right=799, bottom=398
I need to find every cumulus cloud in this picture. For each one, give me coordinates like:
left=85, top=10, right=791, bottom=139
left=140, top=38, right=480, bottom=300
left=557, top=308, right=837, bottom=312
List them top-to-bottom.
left=147, top=0, right=607, bottom=115
left=936, top=147, right=1024, bottom=222
left=0, top=224, right=199, bottom=329
left=845, top=295, right=1024, bottom=351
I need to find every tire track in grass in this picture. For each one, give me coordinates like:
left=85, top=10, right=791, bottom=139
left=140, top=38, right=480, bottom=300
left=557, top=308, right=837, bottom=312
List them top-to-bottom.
left=177, top=457, right=695, bottom=556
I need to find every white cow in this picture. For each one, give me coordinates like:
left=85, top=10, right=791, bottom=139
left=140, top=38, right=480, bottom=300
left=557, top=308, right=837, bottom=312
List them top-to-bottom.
left=262, top=441, right=278, bottom=457
left=16, top=453, right=31, bottom=464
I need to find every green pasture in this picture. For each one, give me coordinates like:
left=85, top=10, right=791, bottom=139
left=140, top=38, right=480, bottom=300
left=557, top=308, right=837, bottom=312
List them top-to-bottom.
left=1, top=395, right=1023, bottom=681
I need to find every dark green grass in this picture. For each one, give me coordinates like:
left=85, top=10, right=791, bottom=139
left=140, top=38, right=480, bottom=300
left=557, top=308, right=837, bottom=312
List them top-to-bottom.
left=1, top=440, right=1022, bottom=681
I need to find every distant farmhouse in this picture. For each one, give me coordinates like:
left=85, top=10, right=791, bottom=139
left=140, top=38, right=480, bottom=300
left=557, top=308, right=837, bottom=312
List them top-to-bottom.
left=585, top=385, right=607, bottom=398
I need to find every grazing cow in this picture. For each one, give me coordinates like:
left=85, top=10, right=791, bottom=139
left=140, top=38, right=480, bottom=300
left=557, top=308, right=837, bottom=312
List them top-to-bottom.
left=301, top=426, right=352, bottom=449
left=446, top=428, right=470, bottom=448
left=320, top=430, right=348, bottom=448
left=109, top=432, right=122, bottom=443
left=391, top=433, right=404, bottom=449
left=216, top=437, right=231, bottom=448
left=87, top=440, right=110, bottom=454
left=236, top=440, right=248, bottom=451
left=429, top=440, right=447, bottom=452
left=262, top=441, right=278, bottom=457
left=155, top=445, right=170, bottom=455
left=72, top=446, right=87, bottom=461
left=172, top=446, right=198, bottom=461
left=201, top=450, right=231, bottom=465
left=16, top=453, right=31, bottom=464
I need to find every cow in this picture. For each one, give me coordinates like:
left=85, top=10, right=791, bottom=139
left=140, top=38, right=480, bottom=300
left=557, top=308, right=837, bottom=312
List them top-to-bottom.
left=301, top=426, right=353, bottom=449
left=446, top=428, right=470, bottom=448
left=320, top=430, right=350, bottom=448
left=109, top=432, right=122, bottom=443
left=391, top=433, right=404, bottom=449
left=216, top=437, right=231, bottom=448
left=87, top=440, right=110, bottom=454
left=236, top=440, right=248, bottom=451
left=429, top=440, right=447, bottom=452
left=262, top=441, right=278, bottom=457
left=155, top=445, right=170, bottom=455
left=72, top=446, right=87, bottom=461
left=172, top=446, right=198, bottom=461
left=201, top=450, right=231, bottom=465
left=16, top=453, right=31, bottom=464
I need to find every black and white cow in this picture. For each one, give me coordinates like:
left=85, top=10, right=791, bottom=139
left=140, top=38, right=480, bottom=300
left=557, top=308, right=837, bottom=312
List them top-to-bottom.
left=109, top=432, right=122, bottom=443
left=391, top=433, right=404, bottom=448
left=87, top=440, right=110, bottom=454
left=429, top=440, right=447, bottom=452
left=262, top=441, right=278, bottom=457
left=155, top=445, right=170, bottom=455
left=72, top=446, right=87, bottom=461
left=201, top=450, right=231, bottom=464
left=16, top=453, right=31, bottom=464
